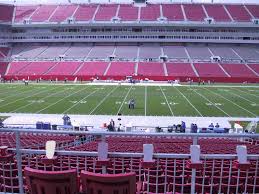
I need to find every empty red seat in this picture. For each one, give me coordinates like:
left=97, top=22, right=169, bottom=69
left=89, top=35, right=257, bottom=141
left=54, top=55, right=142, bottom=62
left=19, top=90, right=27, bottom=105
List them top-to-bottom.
left=25, top=167, right=78, bottom=194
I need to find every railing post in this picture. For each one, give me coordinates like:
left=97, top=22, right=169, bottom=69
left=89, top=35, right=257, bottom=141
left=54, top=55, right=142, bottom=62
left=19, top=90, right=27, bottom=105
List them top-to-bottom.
left=15, top=131, right=24, bottom=194
left=191, top=168, right=196, bottom=194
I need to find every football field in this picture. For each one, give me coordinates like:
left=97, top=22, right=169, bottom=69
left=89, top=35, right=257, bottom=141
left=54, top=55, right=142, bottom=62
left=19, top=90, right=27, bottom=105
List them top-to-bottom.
left=0, top=83, right=258, bottom=117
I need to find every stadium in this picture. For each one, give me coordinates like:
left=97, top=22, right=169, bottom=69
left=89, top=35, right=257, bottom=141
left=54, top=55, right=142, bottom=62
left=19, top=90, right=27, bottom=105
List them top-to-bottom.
left=0, top=0, right=258, bottom=193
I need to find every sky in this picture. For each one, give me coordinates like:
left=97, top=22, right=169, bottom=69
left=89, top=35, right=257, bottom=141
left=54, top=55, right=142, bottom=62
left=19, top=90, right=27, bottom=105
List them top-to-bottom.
left=0, top=0, right=258, bottom=4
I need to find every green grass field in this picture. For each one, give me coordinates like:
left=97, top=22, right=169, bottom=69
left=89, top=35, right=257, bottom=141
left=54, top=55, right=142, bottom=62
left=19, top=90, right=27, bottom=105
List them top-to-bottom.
left=0, top=83, right=258, bottom=117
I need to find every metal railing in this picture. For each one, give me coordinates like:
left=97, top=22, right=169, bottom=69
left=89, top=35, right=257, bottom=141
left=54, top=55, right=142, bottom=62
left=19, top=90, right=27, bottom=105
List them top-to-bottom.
left=0, top=128, right=259, bottom=194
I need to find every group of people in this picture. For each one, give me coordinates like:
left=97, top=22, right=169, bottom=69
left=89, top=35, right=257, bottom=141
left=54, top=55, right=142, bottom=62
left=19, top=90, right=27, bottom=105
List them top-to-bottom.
left=107, top=119, right=123, bottom=132
left=208, top=123, right=220, bottom=129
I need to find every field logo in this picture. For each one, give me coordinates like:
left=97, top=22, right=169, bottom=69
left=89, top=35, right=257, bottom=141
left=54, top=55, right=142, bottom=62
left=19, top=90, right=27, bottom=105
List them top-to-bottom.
left=70, top=100, right=87, bottom=104
left=206, top=103, right=222, bottom=106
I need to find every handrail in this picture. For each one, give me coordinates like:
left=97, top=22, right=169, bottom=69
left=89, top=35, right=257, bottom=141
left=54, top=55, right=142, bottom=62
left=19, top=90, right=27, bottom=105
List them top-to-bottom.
left=1, top=127, right=259, bottom=138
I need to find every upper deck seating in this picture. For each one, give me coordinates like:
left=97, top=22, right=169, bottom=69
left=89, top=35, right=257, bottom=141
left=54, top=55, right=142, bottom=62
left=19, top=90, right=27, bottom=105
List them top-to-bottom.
left=94, top=4, right=118, bottom=21
left=118, top=4, right=138, bottom=21
left=140, top=4, right=160, bottom=21
left=162, top=4, right=184, bottom=21
left=183, top=4, right=206, bottom=21
left=204, top=4, right=231, bottom=22
left=0, top=5, right=14, bottom=22
left=30, top=5, right=57, bottom=22
left=49, top=5, right=77, bottom=22
left=74, top=5, right=97, bottom=21
left=225, top=5, right=251, bottom=22
left=245, top=5, right=259, bottom=18
left=14, top=6, right=37, bottom=22
left=64, top=45, right=92, bottom=58
left=88, top=45, right=115, bottom=59
left=139, top=45, right=161, bottom=59
left=15, top=46, right=48, bottom=58
left=37, top=46, right=69, bottom=58
left=115, top=46, right=138, bottom=59
left=163, top=46, right=188, bottom=59
left=186, top=46, right=212, bottom=60
left=209, top=46, right=240, bottom=60
left=232, top=47, right=259, bottom=61
left=0, top=48, right=9, bottom=59
left=0, top=62, right=8, bottom=75
left=17, top=62, right=55, bottom=75
left=46, top=62, right=81, bottom=75
left=75, top=62, right=108, bottom=76
left=106, top=62, right=135, bottom=76
left=137, top=62, right=164, bottom=76
left=166, top=63, right=196, bottom=77
left=194, top=63, right=228, bottom=77
left=221, top=63, right=257, bottom=78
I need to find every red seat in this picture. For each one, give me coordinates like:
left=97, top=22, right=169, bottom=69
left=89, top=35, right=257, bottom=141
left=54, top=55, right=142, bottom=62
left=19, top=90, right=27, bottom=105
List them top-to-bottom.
left=24, top=167, right=78, bottom=194
left=81, top=171, right=136, bottom=194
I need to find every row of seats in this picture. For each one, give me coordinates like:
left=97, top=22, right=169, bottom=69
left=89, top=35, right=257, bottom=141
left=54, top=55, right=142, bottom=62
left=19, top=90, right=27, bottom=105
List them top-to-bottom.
left=12, top=4, right=259, bottom=23
left=10, top=44, right=259, bottom=61
left=5, top=61, right=259, bottom=78
left=0, top=132, right=75, bottom=149
left=68, top=136, right=259, bottom=154
left=1, top=154, right=259, bottom=193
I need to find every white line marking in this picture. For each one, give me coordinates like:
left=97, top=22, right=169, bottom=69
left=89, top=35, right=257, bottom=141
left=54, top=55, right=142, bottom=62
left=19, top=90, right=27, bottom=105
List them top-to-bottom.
left=0, top=86, right=39, bottom=101
left=10, top=86, right=65, bottom=113
left=89, top=86, right=118, bottom=115
left=117, top=86, right=133, bottom=115
left=145, top=86, right=147, bottom=116
left=159, top=86, right=174, bottom=116
left=174, top=86, right=203, bottom=117
left=0, top=87, right=52, bottom=108
left=36, top=87, right=87, bottom=113
left=203, top=87, right=257, bottom=117
left=190, top=88, right=230, bottom=117
left=232, top=88, right=259, bottom=99
left=62, top=89, right=97, bottom=114
left=226, top=89, right=257, bottom=104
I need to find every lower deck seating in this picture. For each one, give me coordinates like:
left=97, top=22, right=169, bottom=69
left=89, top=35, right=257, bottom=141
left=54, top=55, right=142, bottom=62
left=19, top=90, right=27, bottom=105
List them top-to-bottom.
left=0, top=62, right=8, bottom=76
left=17, top=62, right=55, bottom=75
left=46, top=62, right=82, bottom=75
left=75, top=62, right=109, bottom=76
left=106, top=62, right=135, bottom=76
left=137, top=62, right=165, bottom=76
left=166, top=63, right=196, bottom=77
left=194, top=63, right=228, bottom=77
left=220, top=64, right=257, bottom=78
left=248, top=64, right=259, bottom=74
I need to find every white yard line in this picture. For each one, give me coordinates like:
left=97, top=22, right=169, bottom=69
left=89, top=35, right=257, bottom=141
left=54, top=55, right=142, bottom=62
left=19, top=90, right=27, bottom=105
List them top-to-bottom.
left=0, top=86, right=40, bottom=101
left=0, top=86, right=27, bottom=96
left=11, top=86, right=67, bottom=113
left=89, top=86, right=118, bottom=115
left=116, top=86, right=133, bottom=115
left=145, top=86, right=147, bottom=116
left=159, top=86, right=174, bottom=116
left=174, top=86, right=203, bottom=117
left=0, top=87, right=52, bottom=108
left=36, top=87, right=87, bottom=113
left=203, top=87, right=257, bottom=117
left=190, top=88, right=231, bottom=117
left=232, top=88, right=259, bottom=99
left=62, top=89, right=97, bottom=114
left=227, top=89, right=257, bottom=104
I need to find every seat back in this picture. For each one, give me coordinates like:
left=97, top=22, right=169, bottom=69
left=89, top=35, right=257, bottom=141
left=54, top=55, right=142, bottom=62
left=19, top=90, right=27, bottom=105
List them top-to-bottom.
left=25, top=167, right=78, bottom=194
left=81, top=171, right=136, bottom=194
